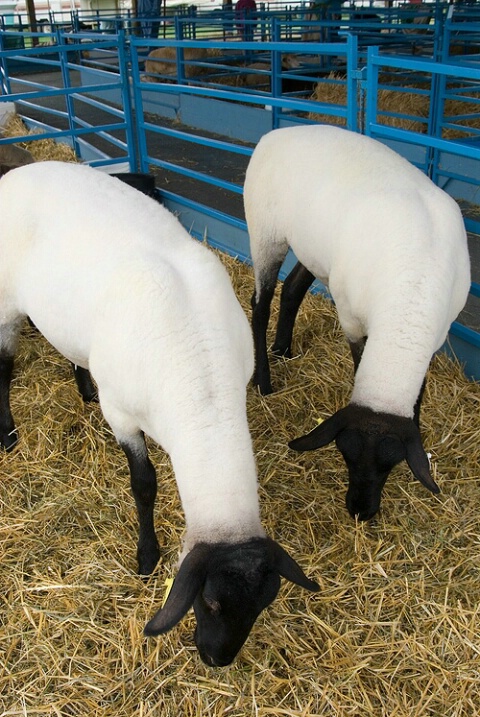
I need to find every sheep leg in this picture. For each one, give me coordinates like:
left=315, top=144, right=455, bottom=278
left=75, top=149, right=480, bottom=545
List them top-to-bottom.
left=251, top=259, right=284, bottom=395
left=273, top=262, right=315, bottom=358
left=0, top=319, right=22, bottom=451
left=348, top=337, right=367, bottom=374
left=0, top=355, right=18, bottom=451
left=72, top=364, right=98, bottom=402
left=120, top=436, right=161, bottom=576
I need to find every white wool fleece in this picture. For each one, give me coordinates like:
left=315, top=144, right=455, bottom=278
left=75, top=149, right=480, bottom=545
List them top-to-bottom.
left=244, top=125, right=471, bottom=418
left=0, top=160, right=265, bottom=548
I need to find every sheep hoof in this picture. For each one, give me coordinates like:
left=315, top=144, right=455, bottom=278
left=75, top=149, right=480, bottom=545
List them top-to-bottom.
left=271, top=344, right=292, bottom=359
left=253, top=377, right=274, bottom=396
left=0, top=427, right=19, bottom=452
left=137, top=544, right=161, bottom=577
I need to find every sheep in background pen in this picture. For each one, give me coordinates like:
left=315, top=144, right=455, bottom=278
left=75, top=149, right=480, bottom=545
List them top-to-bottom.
left=142, top=46, right=308, bottom=93
left=143, top=46, right=220, bottom=82
left=200, top=54, right=305, bottom=92
left=236, top=54, right=303, bottom=90
left=244, top=124, right=471, bottom=522
left=0, top=142, right=34, bottom=177
left=0, top=161, right=319, bottom=667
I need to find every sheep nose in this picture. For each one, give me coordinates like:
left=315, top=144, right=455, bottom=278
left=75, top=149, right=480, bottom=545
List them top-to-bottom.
left=346, top=495, right=380, bottom=522
left=354, top=508, right=379, bottom=522
left=201, top=651, right=232, bottom=668
left=204, top=653, right=217, bottom=667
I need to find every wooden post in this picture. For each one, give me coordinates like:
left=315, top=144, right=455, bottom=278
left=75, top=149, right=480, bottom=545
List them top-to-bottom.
left=25, top=0, right=38, bottom=45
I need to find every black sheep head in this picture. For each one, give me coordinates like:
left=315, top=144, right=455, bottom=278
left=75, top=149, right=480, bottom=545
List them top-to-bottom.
left=289, top=404, right=439, bottom=521
left=144, top=537, right=319, bottom=666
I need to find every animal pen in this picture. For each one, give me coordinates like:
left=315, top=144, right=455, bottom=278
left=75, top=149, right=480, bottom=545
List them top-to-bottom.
left=0, top=6, right=480, bottom=715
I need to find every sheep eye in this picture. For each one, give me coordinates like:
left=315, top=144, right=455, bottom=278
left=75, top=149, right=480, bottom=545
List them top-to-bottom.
left=336, top=429, right=363, bottom=462
left=377, top=436, right=404, bottom=468
left=203, top=595, right=221, bottom=616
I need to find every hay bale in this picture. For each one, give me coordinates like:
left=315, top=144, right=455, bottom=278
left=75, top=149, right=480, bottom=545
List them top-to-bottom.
left=308, top=74, right=430, bottom=132
left=309, top=74, right=480, bottom=139
left=443, top=92, right=480, bottom=139
left=2, top=114, right=79, bottom=163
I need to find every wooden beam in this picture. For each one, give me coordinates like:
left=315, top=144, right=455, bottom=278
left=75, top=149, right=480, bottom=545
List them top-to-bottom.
left=25, top=0, right=38, bottom=44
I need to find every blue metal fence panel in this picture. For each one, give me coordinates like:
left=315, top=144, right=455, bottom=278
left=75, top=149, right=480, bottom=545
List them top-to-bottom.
left=1, top=26, right=478, bottom=380
left=0, top=30, right=136, bottom=169
left=364, top=44, right=479, bottom=380
left=365, top=46, right=480, bottom=200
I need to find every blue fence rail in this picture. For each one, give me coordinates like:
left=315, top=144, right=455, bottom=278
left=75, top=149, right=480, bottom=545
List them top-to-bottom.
left=0, top=28, right=479, bottom=380
left=0, top=29, right=136, bottom=169
left=134, top=34, right=360, bottom=123
left=364, top=46, right=480, bottom=370
left=365, top=48, right=480, bottom=183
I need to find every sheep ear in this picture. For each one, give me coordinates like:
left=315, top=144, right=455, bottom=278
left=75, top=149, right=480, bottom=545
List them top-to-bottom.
left=289, top=411, right=348, bottom=452
left=405, top=437, right=440, bottom=495
left=270, top=540, right=320, bottom=592
left=144, top=544, right=211, bottom=636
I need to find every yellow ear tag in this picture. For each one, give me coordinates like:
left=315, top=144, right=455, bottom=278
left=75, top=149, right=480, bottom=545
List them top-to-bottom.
left=316, top=418, right=324, bottom=424
left=162, top=578, right=174, bottom=607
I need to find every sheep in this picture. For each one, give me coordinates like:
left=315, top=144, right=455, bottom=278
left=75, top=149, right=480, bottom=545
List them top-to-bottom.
left=143, top=46, right=219, bottom=82
left=143, top=47, right=307, bottom=93
left=237, top=55, right=301, bottom=89
left=244, top=124, right=471, bottom=522
left=0, top=142, right=34, bottom=177
left=0, top=160, right=319, bottom=667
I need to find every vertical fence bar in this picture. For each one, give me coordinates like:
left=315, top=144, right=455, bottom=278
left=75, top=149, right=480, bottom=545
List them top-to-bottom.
left=174, top=16, right=186, bottom=84
left=271, top=18, right=281, bottom=130
left=57, top=29, right=82, bottom=160
left=118, top=29, right=137, bottom=171
left=0, top=31, right=12, bottom=95
left=345, top=33, right=358, bottom=132
left=130, top=37, right=149, bottom=174
left=364, top=44, right=379, bottom=137
left=427, top=62, right=446, bottom=183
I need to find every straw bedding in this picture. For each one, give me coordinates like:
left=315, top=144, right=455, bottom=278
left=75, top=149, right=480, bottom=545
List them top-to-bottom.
left=308, top=75, right=480, bottom=139
left=1, top=124, right=479, bottom=717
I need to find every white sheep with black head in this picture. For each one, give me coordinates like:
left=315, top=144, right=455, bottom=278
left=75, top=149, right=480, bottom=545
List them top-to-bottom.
left=244, top=125, right=471, bottom=522
left=0, top=161, right=318, bottom=667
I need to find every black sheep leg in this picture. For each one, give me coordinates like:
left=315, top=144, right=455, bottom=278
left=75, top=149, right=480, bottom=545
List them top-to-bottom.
left=251, top=259, right=284, bottom=395
left=273, top=262, right=315, bottom=358
left=0, top=318, right=22, bottom=451
left=348, top=337, right=367, bottom=374
left=0, top=355, right=18, bottom=451
left=72, top=364, right=98, bottom=402
left=121, top=436, right=160, bottom=576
